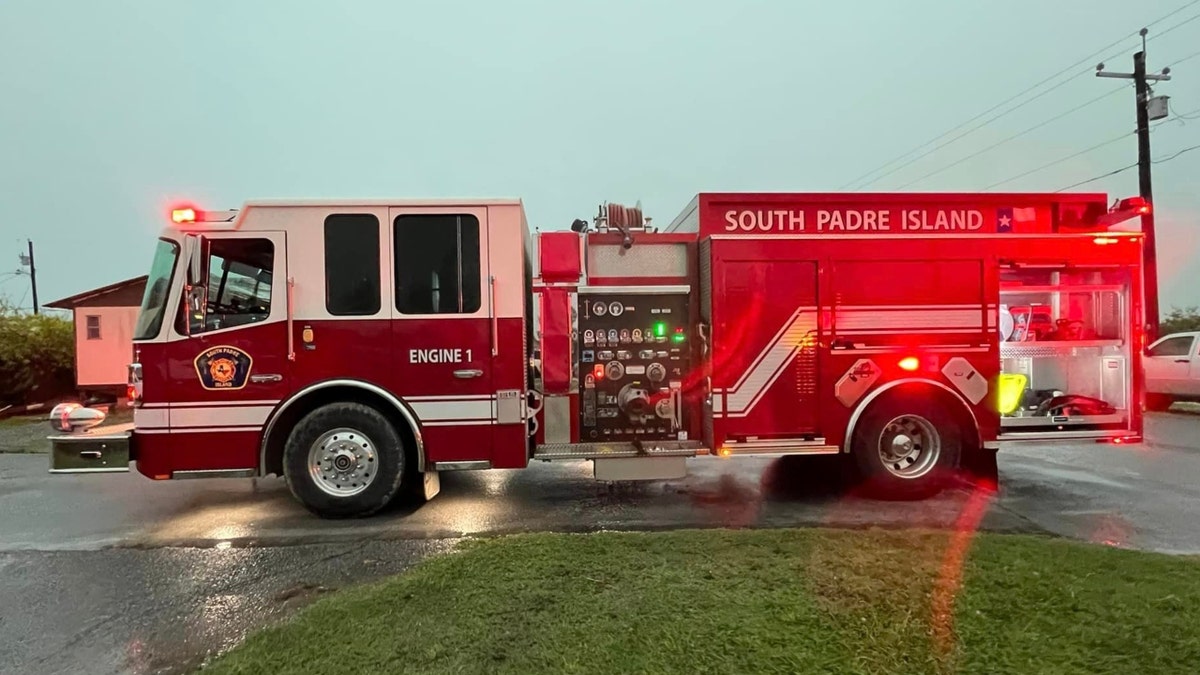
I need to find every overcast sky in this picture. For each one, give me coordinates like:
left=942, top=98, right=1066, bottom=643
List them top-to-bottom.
left=2, top=0, right=1197, bottom=311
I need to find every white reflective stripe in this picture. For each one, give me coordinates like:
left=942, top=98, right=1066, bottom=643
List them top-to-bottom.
left=839, top=304, right=982, bottom=310
left=727, top=306, right=816, bottom=393
left=836, top=309, right=982, bottom=330
left=725, top=311, right=817, bottom=415
left=839, top=328, right=984, bottom=335
left=403, top=394, right=495, bottom=402
left=712, top=394, right=724, bottom=414
left=410, top=399, right=495, bottom=422
left=141, top=400, right=280, bottom=409
left=171, top=400, right=281, bottom=407
left=171, top=405, right=275, bottom=428
left=134, top=407, right=169, bottom=429
left=421, top=420, right=494, bottom=427
left=138, top=426, right=261, bottom=434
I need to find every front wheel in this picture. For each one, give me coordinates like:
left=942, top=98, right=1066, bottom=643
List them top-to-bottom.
left=851, top=392, right=962, bottom=500
left=283, top=402, right=406, bottom=518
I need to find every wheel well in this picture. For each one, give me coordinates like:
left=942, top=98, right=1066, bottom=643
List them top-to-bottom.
left=846, top=380, right=981, bottom=458
left=260, top=385, right=422, bottom=477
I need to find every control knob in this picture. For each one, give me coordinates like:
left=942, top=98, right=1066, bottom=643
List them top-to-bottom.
left=605, top=361, right=625, bottom=380
left=646, top=362, right=666, bottom=383
left=617, top=383, right=652, bottom=420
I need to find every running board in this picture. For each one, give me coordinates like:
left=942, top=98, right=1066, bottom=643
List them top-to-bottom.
left=987, top=428, right=1139, bottom=448
left=718, top=438, right=840, bottom=456
left=534, top=440, right=708, bottom=461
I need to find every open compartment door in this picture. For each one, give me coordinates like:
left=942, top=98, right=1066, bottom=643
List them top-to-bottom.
left=996, top=264, right=1139, bottom=442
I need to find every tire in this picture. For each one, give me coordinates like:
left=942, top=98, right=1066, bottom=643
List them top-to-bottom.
left=851, top=391, right=963, bottom=500
left=1145, top=393, right=1173, bottom=412
left=282, top=402, right=406, bottom=518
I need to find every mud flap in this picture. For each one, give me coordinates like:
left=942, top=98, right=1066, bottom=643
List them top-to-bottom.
left=959, top=445, right=999, bottom=490
left=422, top=470, right=441, bottom=500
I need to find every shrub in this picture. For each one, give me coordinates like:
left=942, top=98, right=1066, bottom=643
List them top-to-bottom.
left=0, top=299, right=75, bottom=405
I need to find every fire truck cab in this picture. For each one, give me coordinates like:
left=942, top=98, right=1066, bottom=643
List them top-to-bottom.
left=49, top=193, right=1148, bottom=518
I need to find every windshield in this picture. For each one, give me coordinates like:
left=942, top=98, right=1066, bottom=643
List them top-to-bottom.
left=133, top=238, right=180, bottom=340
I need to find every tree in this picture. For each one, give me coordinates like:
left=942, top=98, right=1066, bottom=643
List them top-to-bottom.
left=0, top=299, right=76, bottom=405
left=1161, top=306, right=1200, bottom=336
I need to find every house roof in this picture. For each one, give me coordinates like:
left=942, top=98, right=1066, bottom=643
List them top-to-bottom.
left=44, top=276, right=148, bottom=309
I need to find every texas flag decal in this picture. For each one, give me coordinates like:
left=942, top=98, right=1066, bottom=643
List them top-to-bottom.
left=996, top=207, right=1037, bottom=233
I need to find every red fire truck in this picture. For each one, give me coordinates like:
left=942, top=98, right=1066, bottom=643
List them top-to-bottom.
left=49, top=193, right=1149, bottom=518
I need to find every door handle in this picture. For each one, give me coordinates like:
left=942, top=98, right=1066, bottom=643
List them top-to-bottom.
left=1174, top=359, right=1190, bottom=364
left=453, top=369, right=484, bottom=379
left=250, top=374, right=283, bottom=383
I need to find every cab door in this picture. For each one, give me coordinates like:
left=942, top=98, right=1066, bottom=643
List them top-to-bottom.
left=387, top=207, right=494, bottom=464
left=162, top=230, right=290, bottom=471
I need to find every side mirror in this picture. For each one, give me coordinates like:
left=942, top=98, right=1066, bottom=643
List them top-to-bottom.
left=186, top=233, right=206, bottom=285
left=181, top=234, right=207, bottom=336
left=187, top=285, right=207, bottom=313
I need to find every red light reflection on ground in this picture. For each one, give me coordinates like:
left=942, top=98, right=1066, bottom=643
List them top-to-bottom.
left=930, top=479, right=995, bottom=661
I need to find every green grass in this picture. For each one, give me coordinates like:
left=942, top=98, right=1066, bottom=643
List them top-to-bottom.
left=0, top=414, right=40, bottom=428
left=203, top=529, right=1200, bottom=675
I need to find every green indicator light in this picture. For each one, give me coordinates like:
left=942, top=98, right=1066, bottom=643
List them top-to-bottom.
left=654, top=322, right=666, bottom=337
left=672, top=333, right=686, bottom=343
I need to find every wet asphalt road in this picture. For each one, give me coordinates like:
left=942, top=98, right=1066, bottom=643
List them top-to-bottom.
left=2, top=411, right=1199, bottom=674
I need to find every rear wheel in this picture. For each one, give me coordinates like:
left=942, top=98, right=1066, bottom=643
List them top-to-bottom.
left=852, top=391, right=962, bottom=500
left=1145, top=393, right=1173, bottom=412
left=283, top=402, right=406, bottom=518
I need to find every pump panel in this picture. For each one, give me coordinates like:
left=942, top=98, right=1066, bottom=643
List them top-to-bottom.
left=576, top=287, right=691, bottom=442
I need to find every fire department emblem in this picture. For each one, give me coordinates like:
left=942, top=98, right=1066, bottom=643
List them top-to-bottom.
left=194, top=346, right=253, bottom=391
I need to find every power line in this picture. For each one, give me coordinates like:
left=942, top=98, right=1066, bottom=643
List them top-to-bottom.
left=837, top=0, right=1200, bottom=191
left=1150, top=10, right=1200, bottom=40
left=836, top=36, right=1141, bottom=191
left=1167, top=47, right=1200, bottom=67
left=845, top=49, right=1134, bottom=191
left=855, top=61, right=1130, bottom=191
left=895, top=85, right=1129, bottom=189
left=1178, top=104, right=1200, bottom=118
left=983, top=115, right=1177, bottom=191
left=983, top=131, right=1132, bottom=190
left=1053, top=138, right=1199, bottom=191
left=1154, top=143, right=1200, bottom=162
left=1054, top=164, right=1138, bottom=192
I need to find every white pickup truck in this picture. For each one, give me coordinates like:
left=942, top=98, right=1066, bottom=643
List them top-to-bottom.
left=1145, top=331, right=1200, bottom=410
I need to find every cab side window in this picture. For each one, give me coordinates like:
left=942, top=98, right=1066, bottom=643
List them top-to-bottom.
left=325, top=214, right=381, bottom=316
left=394, top=214, right=481, bottom=314
left=181, top=238, right=274, bottom=334
left=1149, top=336, right=1193, bottom=357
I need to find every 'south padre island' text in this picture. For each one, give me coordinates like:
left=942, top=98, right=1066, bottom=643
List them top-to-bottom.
left=723, top=208, right=986, bottom=232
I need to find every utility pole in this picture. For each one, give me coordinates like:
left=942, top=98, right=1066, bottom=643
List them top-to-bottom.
left=1096, top=28, right=1171, bottom=342
left=18, top=240, right=39, bottom=314
left=27, top=240, right=38, bottom=315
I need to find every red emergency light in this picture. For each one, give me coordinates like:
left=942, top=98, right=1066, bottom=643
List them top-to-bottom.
left=1096, top=196, right=1151, bottom=228
left=1118, top=196, right=1152, bottom=215
left=168, top=206, right=238, bottom=225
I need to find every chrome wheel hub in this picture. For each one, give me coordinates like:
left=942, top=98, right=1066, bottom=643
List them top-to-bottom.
left=877, top=414, right=941, bottom=479
left=308, top=427, right=378, bottom=497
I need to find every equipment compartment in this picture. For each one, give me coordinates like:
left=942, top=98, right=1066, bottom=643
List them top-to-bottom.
left=998, top=266, right=1133, bottom=431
